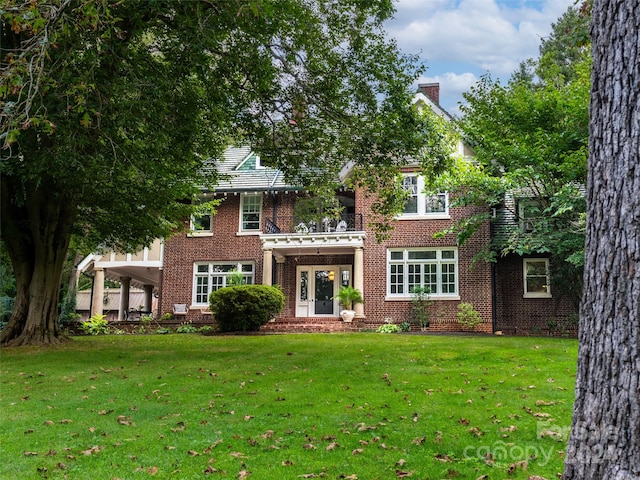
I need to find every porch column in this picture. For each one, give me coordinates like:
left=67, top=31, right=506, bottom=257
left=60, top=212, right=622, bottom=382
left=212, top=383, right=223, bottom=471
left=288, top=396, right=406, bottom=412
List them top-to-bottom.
left=353, top=247, right=365, bottom=319
left=262, top=249, right=273, bottom=286
left=91, top=268, right=105, bottom=317
left=118, top=276, right=131, bottom=321
left=143, top=284, right=154, bottom=314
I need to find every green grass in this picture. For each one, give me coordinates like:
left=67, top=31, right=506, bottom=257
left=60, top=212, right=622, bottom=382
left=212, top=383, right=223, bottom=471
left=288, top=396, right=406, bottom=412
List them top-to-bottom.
left=0, top=334, right=577, bottom=479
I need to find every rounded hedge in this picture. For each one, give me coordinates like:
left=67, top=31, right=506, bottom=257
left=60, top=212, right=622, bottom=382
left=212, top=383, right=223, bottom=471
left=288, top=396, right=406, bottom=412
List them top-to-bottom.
left=209, top=284, right=284, bottom=332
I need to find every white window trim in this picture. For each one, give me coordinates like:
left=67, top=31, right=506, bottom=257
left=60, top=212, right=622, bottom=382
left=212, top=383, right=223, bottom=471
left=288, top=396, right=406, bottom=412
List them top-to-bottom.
left=398, top=174, right=450, bottom=220
left=238, top=193, right=263, bottom=234
left=385, top=247, right=460, bottom=300
left=523, top=258, right=552, bottom=298
left=192, top=261, right=255, bottom=307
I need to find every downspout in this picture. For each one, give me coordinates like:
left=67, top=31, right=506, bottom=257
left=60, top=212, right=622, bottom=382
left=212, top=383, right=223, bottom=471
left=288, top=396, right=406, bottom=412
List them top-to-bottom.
left=491, top=261, right=497, bottom=333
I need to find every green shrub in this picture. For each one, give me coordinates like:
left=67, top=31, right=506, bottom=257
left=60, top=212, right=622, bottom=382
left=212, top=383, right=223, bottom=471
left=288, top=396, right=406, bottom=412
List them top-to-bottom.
left=210, top=284, right=284, bottom=332
left=408, top=286, right=432, bottom=328
left=456, top=302, right=483, bottom=330
left=80, top=314, right=110, bottom=335
left=176, top=321, right=198, bottom=333
left=399, top=321, right=411, bottom=332
left=376, top=323, right=400, bottom=333
left=198, top=325, right=214, bottom=334
left=155, top=327, right=173, bottom=334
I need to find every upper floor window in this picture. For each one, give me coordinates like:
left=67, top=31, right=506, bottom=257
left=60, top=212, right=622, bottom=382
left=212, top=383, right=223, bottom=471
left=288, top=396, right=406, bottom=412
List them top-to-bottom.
left=401, top=174, right=448, bottom=218
left=240, top=194, right=262, bottom=232
left=190, top=198, right=217, bottom=236
left=518, top=199, right=544, bottom=233
left=191, top=212, right=211, bottom=233
left=387, top=247, right=458, bottom=298
left=523, top=258, right=551, bottom=298
left=193, top=262, right=255, bottom=305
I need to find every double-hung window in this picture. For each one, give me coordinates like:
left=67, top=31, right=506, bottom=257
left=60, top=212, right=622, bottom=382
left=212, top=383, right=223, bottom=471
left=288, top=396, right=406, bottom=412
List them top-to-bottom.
left=401, top=174, right=448, bottom=218
left=240, top=194, right=262, bottom=232
left=387, top=248, right=458, bottom=298
left=523, top=258, right=551, bottom=298
left=193, top=262, right=255, bottom=305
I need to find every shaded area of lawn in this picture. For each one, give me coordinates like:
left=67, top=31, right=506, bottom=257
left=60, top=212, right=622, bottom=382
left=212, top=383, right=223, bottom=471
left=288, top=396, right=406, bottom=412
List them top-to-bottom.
left=1, top=334, right=577, bottom=479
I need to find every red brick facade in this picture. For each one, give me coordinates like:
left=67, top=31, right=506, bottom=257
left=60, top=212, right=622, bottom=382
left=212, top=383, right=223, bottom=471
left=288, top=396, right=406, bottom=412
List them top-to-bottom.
left=159, top=187, right=496, bottom=333
left=494, top=254, right=579, bottom=336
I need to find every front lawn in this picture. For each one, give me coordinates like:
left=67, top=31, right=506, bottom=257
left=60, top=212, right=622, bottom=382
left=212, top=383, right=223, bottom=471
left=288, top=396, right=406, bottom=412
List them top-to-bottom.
left=0, top=334, right=577, bottom=479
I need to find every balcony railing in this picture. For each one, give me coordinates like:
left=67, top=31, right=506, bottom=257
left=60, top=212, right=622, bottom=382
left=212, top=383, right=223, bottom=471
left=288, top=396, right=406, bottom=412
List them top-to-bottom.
left=265, top=214, right=363, bottom=234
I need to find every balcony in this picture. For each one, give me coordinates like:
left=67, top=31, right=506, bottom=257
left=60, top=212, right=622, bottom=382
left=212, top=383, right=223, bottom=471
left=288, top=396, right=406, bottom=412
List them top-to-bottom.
left=265, top=213, right=363, bottom=234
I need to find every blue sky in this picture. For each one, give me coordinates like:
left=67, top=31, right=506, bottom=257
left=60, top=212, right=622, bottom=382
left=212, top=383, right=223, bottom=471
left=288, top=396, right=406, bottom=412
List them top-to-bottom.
left=384, top=0, right=575, bottom=115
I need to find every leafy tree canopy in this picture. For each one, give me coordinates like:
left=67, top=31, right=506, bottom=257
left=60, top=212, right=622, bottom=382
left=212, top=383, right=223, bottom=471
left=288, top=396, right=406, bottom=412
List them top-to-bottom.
left=1, top=0, right=448, bottom=345
left=431, top=3, right=590, bottom=304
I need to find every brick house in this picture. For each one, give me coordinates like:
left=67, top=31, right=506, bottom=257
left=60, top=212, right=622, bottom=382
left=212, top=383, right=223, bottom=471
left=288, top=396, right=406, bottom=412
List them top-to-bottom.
left=78, top=83, right=578, bottom=335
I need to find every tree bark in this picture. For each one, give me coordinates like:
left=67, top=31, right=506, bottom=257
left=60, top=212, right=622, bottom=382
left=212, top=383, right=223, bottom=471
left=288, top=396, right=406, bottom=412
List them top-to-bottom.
left=563, top=1, right=640, bottom=478
left=0, top=176, right=75, bottom=347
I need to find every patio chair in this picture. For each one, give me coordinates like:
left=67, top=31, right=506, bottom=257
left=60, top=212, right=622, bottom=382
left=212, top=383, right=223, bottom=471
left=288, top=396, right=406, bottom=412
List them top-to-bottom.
left=173, top=304, right=189, bottom=317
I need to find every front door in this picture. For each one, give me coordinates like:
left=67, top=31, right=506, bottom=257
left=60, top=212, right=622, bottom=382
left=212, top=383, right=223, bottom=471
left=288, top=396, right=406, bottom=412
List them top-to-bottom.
left=296, top=266, right=346, bottom=317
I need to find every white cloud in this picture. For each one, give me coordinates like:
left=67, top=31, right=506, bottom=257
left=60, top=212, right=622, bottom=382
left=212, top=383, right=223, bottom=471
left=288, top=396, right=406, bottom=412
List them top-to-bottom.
left=387, top=0, right=575, bottom=77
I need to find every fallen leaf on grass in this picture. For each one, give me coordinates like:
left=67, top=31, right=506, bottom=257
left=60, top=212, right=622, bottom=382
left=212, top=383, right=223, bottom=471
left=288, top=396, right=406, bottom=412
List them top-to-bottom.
left=117, top=415, right=133, bottom=426
left=411, top=437, right=426, bottom=445
left=326, top=442, right=340, bottom=451
left=81, top=445, right=103, bottom=456
left=351, top=449, right=364, bottom=455
left=23, top=451, right=38, bottom=456
left=230, top=452, right=248, bottom=459
left=435, top=454, right=453, bottom=462
left=507, top=460, right=528, bottom=474
left=238, top=469, right=251, bottom=478
left=395, top=470, right=414, bottom=478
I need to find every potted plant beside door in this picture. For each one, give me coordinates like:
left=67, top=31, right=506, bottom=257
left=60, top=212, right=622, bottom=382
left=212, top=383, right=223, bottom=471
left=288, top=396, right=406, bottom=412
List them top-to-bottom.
left=334, top=286, right=363, bottom=322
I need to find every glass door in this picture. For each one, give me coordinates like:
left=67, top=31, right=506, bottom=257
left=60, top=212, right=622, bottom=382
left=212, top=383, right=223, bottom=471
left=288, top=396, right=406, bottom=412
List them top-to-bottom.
left=296, top=266, right=342, bottom=317
left=314, top=269, right=335, bottom=315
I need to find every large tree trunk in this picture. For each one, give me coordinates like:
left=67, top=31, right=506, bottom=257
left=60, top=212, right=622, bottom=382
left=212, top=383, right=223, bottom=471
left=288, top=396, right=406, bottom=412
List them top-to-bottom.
left=563, top=1, right=640, bottom=478
left=0, top=176, right=76, bottom=347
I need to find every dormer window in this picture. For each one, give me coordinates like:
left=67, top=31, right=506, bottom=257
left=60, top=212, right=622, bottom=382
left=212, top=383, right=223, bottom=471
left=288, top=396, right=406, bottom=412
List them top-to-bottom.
left=401, top=174, right=448, bottom=218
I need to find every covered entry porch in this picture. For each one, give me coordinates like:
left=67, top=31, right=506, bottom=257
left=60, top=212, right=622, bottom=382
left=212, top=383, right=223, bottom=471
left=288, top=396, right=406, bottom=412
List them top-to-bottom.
left=260, top=231, right=366, bottom=320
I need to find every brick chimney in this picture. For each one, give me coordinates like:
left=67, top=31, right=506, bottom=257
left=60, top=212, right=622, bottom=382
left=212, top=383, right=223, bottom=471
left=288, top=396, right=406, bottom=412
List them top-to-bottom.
left=418, top=82, right=440, bottom=105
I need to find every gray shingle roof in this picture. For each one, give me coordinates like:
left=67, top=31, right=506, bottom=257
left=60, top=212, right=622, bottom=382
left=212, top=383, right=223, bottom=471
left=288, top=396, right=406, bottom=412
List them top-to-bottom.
left=207, top=146, right=301, bottom=193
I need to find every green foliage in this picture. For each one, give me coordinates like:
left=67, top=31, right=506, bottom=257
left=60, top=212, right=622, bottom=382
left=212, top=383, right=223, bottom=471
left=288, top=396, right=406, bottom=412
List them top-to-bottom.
left=434, top=4, right=590, bottom=306
left=226, top=269, right=246, bottom=287
left=210, top=285, right=284, bottom=332
left=334, top=286, right=364, bottom=310
left=408, top=286, right=432, bottom=328
left=58, top=295, right=81, bottom=324
left=456, top=303, right=483, bottom=330
left=159, top=312, right=173, bottom=322
left=79, top=314, right=109, bottom=335
left=399, top=321, right=411, bottom=332
left=176, top=322, right=199, bottom=334
left=376, top=322, right=400, bottom=333
left=198, top=325, right=214, bottom=334
left=154, top=327, right=173, bottom=335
